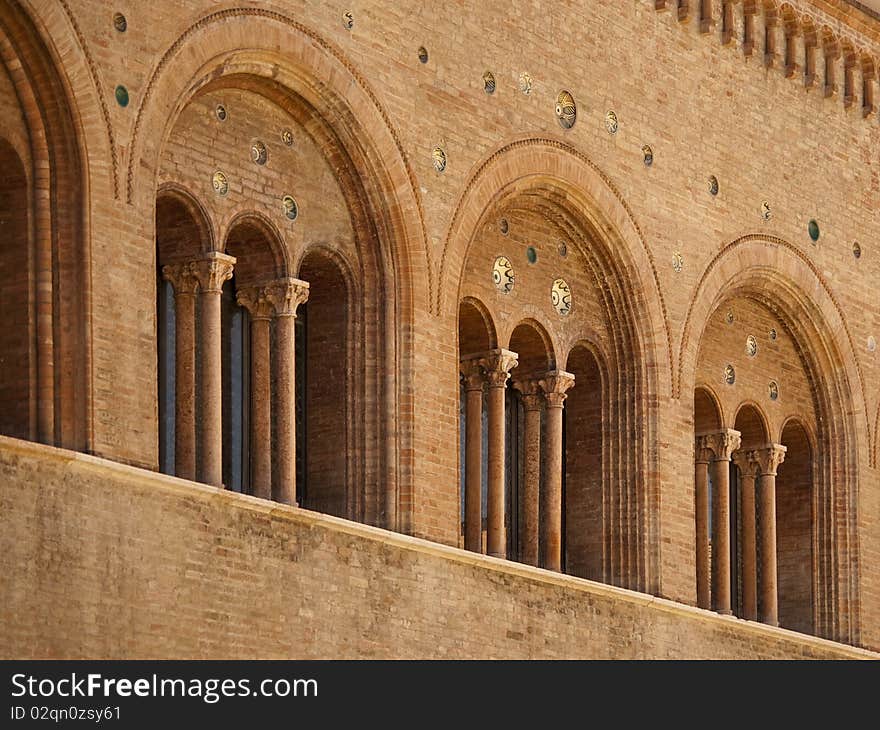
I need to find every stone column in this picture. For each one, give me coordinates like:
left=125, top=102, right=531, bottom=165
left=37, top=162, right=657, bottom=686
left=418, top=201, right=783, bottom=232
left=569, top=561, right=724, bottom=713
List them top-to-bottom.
left=764, top=13, right=780, bottom=69
left=823, top=42, right=840, bottom=99
left=192, top=252, right=235, bottom=487
left=161, top=261, right=199, bottom=481
left=268, top=277, right=310, bottom=506
left=236, top=285, right=275, bottom=501
left=481, top=349, right=518, bottom=559
left=460, top=357, right=485, bottom=553
left=539, top=370, right=575, bottom=572
left=512, top=378, right=543, bottom=567
left=705, top=429, right=741, bottom=615
left=694, top=436, right=713, bottom=610
left=754, top=444, right=787, bottom=627
left=733, top=451, right=760, bottom=621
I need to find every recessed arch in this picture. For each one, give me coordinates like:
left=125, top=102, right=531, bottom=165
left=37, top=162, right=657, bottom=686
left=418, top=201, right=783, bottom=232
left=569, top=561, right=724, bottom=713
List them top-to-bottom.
left=136, top=13, right=425, bottom=531
left=156, top=186, right=213, bottom=264
left=223, top=213, right=288, bottom=287
left=682, top=234, right=863, bottom=644
left=458, top=297, right=497, bottom=355
left=508, top=319, right=555, bottom=377
left=694, top=385, right=723, bottom=434
left=733, top=402, right=771, bottom=449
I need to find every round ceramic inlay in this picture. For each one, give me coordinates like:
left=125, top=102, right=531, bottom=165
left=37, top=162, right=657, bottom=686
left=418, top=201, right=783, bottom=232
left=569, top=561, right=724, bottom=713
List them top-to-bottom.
left=343, top=11, right=354, bottom=29
left=113, top=12, right=127, bottom=32
left=418, top=46, right=428, bottom=64
left=483, top=71, right=496, bottom=94
left=518, top=72, right=532, bottom=95
left=115, top=85, right=129, bottom=107
left=555, top=90, right=576, bottom=129
left=215, top=105, right=228, bottom=122
left=605, top=110, right=618, bottom=134
left=281, top=129, right=293, bottom=146
left=251, top=141, right=268, bottom=166
left=642, top=145, right=654, bottom=166
left=432, top=146, right=446, bottom=173
left=212, top=171, right=229, bottom=197
left=708, top=175, right=719, bottom=196
left=282, top=195, right=298, bottom=221
left=761, top=201, right=771, bottom=221
left=499, top=218, right=509, bottom=235
left=808, top=219, right=820, bottom=242
left=557, top=241, right=568, bottom=258
left=853, top=241, right=862, bottom=259
left=526, top=246, right=537, bottom=264
left=672, top=252, right=684, bottom=273
left=492, top=256, right=515, bottom=293
left=551, top=278, right=572, bottom=316
left=726, top=311, right=735, bottom=325
left=769, top=328, right=778, bottom=341
left=746, top=335, right=758, bottom=357
left=869, top=336, right=877, bottom=353
left=724, top=364, right=736, bottom=385
left=769, top=381, right=779, bottom=401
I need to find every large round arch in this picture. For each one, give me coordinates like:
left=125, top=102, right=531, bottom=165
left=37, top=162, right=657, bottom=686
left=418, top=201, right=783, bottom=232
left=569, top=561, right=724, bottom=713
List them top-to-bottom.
left=0, top=0, right=91, bottom=451
left=131, top=9, right=430, bottom=532
left=446, top=137, right=668, bottom=594
left=681, top=234, right=865, bottom=645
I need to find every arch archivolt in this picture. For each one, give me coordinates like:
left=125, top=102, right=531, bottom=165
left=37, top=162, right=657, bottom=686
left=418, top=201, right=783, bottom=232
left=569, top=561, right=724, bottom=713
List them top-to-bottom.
left=680, top=233, right=869, bottom=463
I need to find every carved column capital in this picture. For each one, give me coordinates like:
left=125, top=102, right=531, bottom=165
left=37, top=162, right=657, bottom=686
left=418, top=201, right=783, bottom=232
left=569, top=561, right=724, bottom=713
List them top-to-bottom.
left=191, top=252, right=236, bottom=293
left=161, top=260, right=200, bottom=295
left=267, top=276, right=310, bottom=318
left=236, top=284, right=275, bottom=321
left=480, top=348, right=518, bottom=388
left=459, top=357, right=485, bottom=392
left=539, top=370, right=575, bottom=408
left=512, top=378, right=544, bottom=411
left=699, top=428, right=742, bottom=461
left=694, top=435, right=715, bottom=464
left=751, top=444, right=787, bottom=476
left=732, top=449, right=760, bottom=478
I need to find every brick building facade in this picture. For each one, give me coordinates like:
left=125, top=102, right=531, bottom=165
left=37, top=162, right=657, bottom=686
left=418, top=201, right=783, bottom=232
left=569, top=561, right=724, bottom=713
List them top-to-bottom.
left=1, top=0, right=879, bottom=658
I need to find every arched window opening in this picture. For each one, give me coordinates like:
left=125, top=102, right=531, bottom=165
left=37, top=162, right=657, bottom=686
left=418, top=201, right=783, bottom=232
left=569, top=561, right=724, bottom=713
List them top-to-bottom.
left=0, top=137, right=32, bottom=441
left=155, top=192, right=210, bottom=480
left=297, top=251, right=350, bottom=518
left=458, top=299, right=495, bottom=553
left=565, top=345, right=604, bottom=581
left=777, top=420, right=813, bottom=634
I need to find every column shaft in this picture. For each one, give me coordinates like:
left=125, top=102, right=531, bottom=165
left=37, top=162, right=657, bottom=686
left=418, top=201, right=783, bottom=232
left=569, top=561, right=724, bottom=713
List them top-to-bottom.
left=193, top=253, right=235, bottom=488
left=268, top=278, right=309, bottom=506
left=198, top=288, right=223, bottom=486
left=174, top=290, right=197, bottom=480
left=274, top=315, right=295, bottom=504
left=249, top=317, right=272, bottom=499
left=461, top=362, right=484, bottom=553
left=539, top=371, right=574, bottom=573
left=486, top=381, right=506, bottom=558
left=520, top=400, right=541, bottom=566
left=542, top=403, right=564, bottom=571
left=694, top=456, right=711, bottom=609
left=711, top=457, right=732, bottom=614
left=741, top=470, right=758, bottom=620
left=759, top=471, right=779, bottom=626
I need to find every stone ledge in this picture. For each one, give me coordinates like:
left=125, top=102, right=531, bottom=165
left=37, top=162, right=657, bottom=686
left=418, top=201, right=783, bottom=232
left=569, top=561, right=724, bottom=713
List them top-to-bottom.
left=1, top=435, right=875, bottom=659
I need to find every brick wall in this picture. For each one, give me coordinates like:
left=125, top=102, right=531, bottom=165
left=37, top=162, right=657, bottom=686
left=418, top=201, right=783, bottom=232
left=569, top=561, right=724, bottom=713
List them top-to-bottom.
left=1, top=0, right=877, bottom=650
left=0, top=436, right=875, bottom=659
